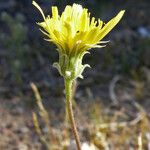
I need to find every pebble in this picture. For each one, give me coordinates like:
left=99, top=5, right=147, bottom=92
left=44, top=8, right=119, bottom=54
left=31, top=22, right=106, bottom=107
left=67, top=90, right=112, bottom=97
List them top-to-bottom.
left=137, top=26, right=150, bottom=38
left=18, top=143, right=28, bottom=150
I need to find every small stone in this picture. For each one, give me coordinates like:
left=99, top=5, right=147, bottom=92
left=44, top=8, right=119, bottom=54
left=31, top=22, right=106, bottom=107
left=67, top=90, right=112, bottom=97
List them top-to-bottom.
left=137, top=26, right=150, bottom=38
left=82, top=142, right=97, bottom=150
left=18, top=143, right=28, bottom=150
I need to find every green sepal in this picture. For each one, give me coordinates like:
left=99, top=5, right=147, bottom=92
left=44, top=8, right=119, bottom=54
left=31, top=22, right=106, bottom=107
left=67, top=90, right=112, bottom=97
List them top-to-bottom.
left=53, top=50, right=91, bottom=80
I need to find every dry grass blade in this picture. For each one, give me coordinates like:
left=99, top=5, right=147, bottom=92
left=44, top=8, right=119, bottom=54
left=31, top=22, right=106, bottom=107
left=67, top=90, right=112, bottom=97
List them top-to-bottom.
left=109, top=75, right=120, bottom=105
left=30, top=82, right=52, bottom=149
left=32, top=112, right=50, bottom=149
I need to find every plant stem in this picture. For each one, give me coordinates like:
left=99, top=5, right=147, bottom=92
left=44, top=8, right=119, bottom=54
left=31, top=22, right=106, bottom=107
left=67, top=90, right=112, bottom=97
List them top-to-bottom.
left=65, top=79, right=81, bottom=150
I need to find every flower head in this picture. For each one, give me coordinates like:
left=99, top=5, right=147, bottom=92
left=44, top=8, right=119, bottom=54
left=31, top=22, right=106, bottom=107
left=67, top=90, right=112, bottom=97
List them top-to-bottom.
left=33, top=1, right=125, bottom=80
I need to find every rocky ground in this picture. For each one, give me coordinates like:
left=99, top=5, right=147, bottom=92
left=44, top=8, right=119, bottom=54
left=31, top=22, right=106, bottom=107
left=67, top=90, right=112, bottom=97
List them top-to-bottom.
left=0, top=0, right=150, bottom=149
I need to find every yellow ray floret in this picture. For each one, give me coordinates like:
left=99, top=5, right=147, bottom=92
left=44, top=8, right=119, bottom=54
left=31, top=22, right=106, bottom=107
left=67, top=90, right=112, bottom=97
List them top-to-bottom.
left=33, top=1, right=125, bottom=56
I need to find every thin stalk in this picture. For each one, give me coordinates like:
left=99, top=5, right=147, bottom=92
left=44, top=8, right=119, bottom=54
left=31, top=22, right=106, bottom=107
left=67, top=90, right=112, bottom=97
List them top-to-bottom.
left=65, top=79, right=81, bottom=150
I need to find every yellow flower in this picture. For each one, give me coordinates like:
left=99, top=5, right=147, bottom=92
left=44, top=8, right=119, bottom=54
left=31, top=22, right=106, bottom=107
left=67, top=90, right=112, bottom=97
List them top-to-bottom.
left=33, top=1, right=125, bottom=80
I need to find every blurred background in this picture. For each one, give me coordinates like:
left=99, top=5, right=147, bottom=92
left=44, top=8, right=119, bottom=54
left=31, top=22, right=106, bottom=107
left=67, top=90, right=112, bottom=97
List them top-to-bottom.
left=0, top=0, right=150, bottom=149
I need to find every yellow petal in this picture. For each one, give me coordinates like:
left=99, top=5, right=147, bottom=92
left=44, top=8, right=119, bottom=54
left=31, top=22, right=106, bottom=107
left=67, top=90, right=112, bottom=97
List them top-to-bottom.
left=32, top=1, right=45, bottom=20
left=63, top=5, right=72, bottom=20
left=52, top=6, right=59, bottom=20
left=79, top=9, right=88, bottom=31
left=97, top=10, right=125, bottom=41
left=37, top=22, right=46, bottom=28
left=84, top=28, right=98, bottom=43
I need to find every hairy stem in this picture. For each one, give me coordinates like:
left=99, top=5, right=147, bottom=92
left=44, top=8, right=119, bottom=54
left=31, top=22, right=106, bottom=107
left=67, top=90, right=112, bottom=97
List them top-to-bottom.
left=65, top=79, right=81, bottom=150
